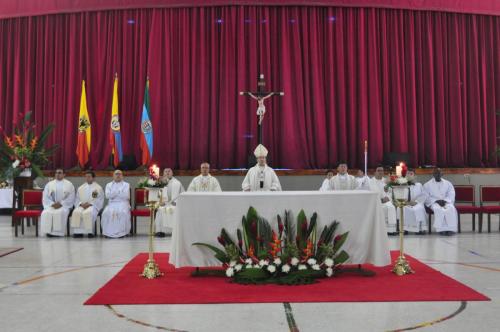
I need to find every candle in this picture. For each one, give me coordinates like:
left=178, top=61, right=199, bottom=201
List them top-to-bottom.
left=364, top=140, right=368, bottom=175
left=364, top=140, right=368, bottom=153
left=396, top=162, right=403, bottom=177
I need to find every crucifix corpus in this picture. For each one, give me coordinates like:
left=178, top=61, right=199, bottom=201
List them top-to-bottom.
left=240, top=74, right=284, bottom=144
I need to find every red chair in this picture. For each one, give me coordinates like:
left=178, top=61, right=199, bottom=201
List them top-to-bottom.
left=455, top=185, right=482, bottom=233
left=479, top=186, right=500, bottom=233
left=130, top=188, right=150, bottom=235
left=12, top=189, right=43, bottom=237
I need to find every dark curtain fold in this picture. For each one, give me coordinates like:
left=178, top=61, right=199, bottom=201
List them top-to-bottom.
left=0, top=6, right=499, bottom=169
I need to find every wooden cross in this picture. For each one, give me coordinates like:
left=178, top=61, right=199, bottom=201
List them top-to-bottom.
left=240, top=74, right=284, bottom=144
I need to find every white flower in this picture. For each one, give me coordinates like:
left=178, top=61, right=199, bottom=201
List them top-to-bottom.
left=12, top=160, right=20, bottom=168
left=396, top=177, right=408, bottom=184
left=147, top=179, right=156, bottom=186
left=290, top=257, right=299, bottom=266
left=244, top=258, right=253, bottom=265
left=273, top=258, right=282, bottom=266
left=307, top=258, right=317, bottom=266
left=324, top=258, right=334, bottom=267
left=259, top=259, right=269, bottom=267
left=229, top=260, right=237, bottom=267
left=234, top=264, right=242, bottom=272
left=246, top=264, right=253, bottom=269
left=253, top=264, right=260, bottom=269
left=281, top=264, right=291, bottom=273
left=298, top=264, right=307, bottom=271
left=312, top=264, right=320, bottom=271
left=267, top=265, right=276, bottom=273
left=225, top=267, right=234, bottom=277
left=326, top=267, right=333, bottom=277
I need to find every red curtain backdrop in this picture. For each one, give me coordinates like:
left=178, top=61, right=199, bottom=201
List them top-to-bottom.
left=0, top=6, right=499, bottom=169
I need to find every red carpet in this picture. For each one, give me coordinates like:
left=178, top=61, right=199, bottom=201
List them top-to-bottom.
left=85, top=252, right=489, bottom=305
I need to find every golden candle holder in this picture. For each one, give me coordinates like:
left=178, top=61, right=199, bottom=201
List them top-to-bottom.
left=391, top=186, right=414, bottom=276
left=141, top=188, right=164, bottom=279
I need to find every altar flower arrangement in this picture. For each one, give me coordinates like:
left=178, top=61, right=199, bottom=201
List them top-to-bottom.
left=0, top=112, right=58, bottom=180
left=385, top=162, right=414, bottom=188
left=137, top=164, right=167, bottom=188
left=193, top=207, right=350, bottom=285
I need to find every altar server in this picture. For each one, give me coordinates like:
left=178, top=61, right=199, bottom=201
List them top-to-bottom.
left=242, top=144, right=282, bottom=191
left=187, top=162, right=222, bottom=192
left=327, top=162, right=367, bottom=190
left=369, top=166, right=397, bottom=234
left=155, top=168, right=185, bottom=237
left=423, top=168, right=458, bottom=235
left=41, top=169, right=75, bottom=237
left=400, top=169, right=428, bottom=234
left=101, top=170, right=131, bottom=238
left=319, top=170, right=334, bottom=191
left=70, top=171, right=104, bottom=238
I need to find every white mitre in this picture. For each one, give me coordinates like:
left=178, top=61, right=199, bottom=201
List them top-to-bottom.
left=254, top=144, right=269, bottom=158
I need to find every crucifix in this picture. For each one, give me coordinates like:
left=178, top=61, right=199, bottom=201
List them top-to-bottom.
left=240, top=74, right=284, bottom=144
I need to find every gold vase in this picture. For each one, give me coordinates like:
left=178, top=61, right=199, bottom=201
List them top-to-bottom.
left=391, top=187, right=414, bottom=276
left=141, top=188, right=164, bottom=279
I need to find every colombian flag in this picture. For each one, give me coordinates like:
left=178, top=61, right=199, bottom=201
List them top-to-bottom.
left=109, top=75, right=123, bottom=167
left=140, top=79, right=153, bottom=165
left=76, top=80, right=91, bottom=167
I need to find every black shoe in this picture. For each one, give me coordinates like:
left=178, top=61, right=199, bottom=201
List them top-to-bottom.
left=404, top=231, right=409, bottom=235
left=417, top=231, right=427, bottom=235
left=439, top=231, right=447, bottom=236
left=155, top=232, right=166, bottom=238
left=46, top=233, right=56, bottom=238
left=72, top=234, right=84, bottom=238
left=87, top=234, right=95, bottom=239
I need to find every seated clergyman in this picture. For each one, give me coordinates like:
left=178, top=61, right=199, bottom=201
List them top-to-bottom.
left=242, top=144, right=281, bottom=191
left=187, top=162, right=222, bottom=192
left=326, top=162, right=367, bottom=190
left=155, top=168, right=185, bottom=237
left=423, top=168, right=458, bottom=236
left=41, top=169, right=75, bottom=237
left=101, top=169, right=131, bottom=238
left=400, top=169, right=427, bottom=234
left=70, top=170, right=104, bottom=238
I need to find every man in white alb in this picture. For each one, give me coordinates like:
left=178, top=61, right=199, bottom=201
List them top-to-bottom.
left=242, top=144, right=282, bottom=191
left=187, top=162, right=222, bottom=192
left=327, top=162, right=368, bottom=190
left=369, top=166, right=398, bottom=235
left=155, top=168, right=185, bottom=237
left=423, top=168, right=458, bottom=236
left=41, top=169, right=75, bottom=237
left=400, top=169, right=428, bottom=234
left=101, top=170, right=131, bottom=238
left=319, top=170, right=334, bottom=191
left=70, top=171, right=104, bottom=238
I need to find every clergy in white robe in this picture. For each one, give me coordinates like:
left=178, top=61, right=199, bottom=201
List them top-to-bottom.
left=242, top=144, right=282, bottom=191
left=187, top=162, right=222, bottom=192
left=327, top=162, right=369, bottom=190
left=369, top=166, right=397, bottom=234
left=155, top=168, right=185, bottom=236
left=423, top=168, right=458, bottom=235
left=41, top=169, right=75, bottom=237
left=101, top=170, right=131, bottom=238
left=319, top=170, right=334, bottom=191
left=399, top=170, right=428, bottom=233
left=70, top=171, right=104, bottom=237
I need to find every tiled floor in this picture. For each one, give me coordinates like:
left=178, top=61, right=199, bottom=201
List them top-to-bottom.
left=0, top=215, right=499, bottom=332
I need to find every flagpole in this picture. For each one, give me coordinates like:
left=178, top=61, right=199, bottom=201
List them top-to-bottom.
left=364, top=140, right=368, bottom=176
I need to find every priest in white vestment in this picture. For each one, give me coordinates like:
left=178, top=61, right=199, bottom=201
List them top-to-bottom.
left=242, top=144, right=282, bottom=191
left=187, top=162, right=222, bottom=192
left=327, top=162, right=368, bottom=190
left=369, top=166, right=397, bottom=234
left=155, top=168, right=185, bottom=237
left=423, top=168, right=458, bottom=235
left=41, top=169, right=75, bottom=237
left=101, top=170, right=131, bottom=238
left=319, top=170, right=334, bottom=191
left=400, top=170, right=428, bottom=234
left=70, top=171, right=104, bottom=238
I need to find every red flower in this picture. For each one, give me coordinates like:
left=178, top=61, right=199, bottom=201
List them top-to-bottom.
left=334, top=235, right=342, bottom=243
left=217, top=236, right=225, bottom=246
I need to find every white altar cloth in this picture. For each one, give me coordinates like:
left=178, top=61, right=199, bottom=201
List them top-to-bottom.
left=0, top=188, right=13, bottom=209
left=169, top=191, right=391, bottom=268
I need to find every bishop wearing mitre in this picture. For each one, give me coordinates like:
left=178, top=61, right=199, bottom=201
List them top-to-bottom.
left=242, top=144, right=282, bottom=191
left=187, top=162, right=222, bottom=192
left=155, top=168, right=185, bottom=237
left=41, top=169, right=75, bottom=237
left=70, top=170, right=104, bottom=238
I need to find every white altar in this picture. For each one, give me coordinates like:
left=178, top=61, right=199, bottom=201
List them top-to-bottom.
left=169, top=191, right=391, bottom=268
